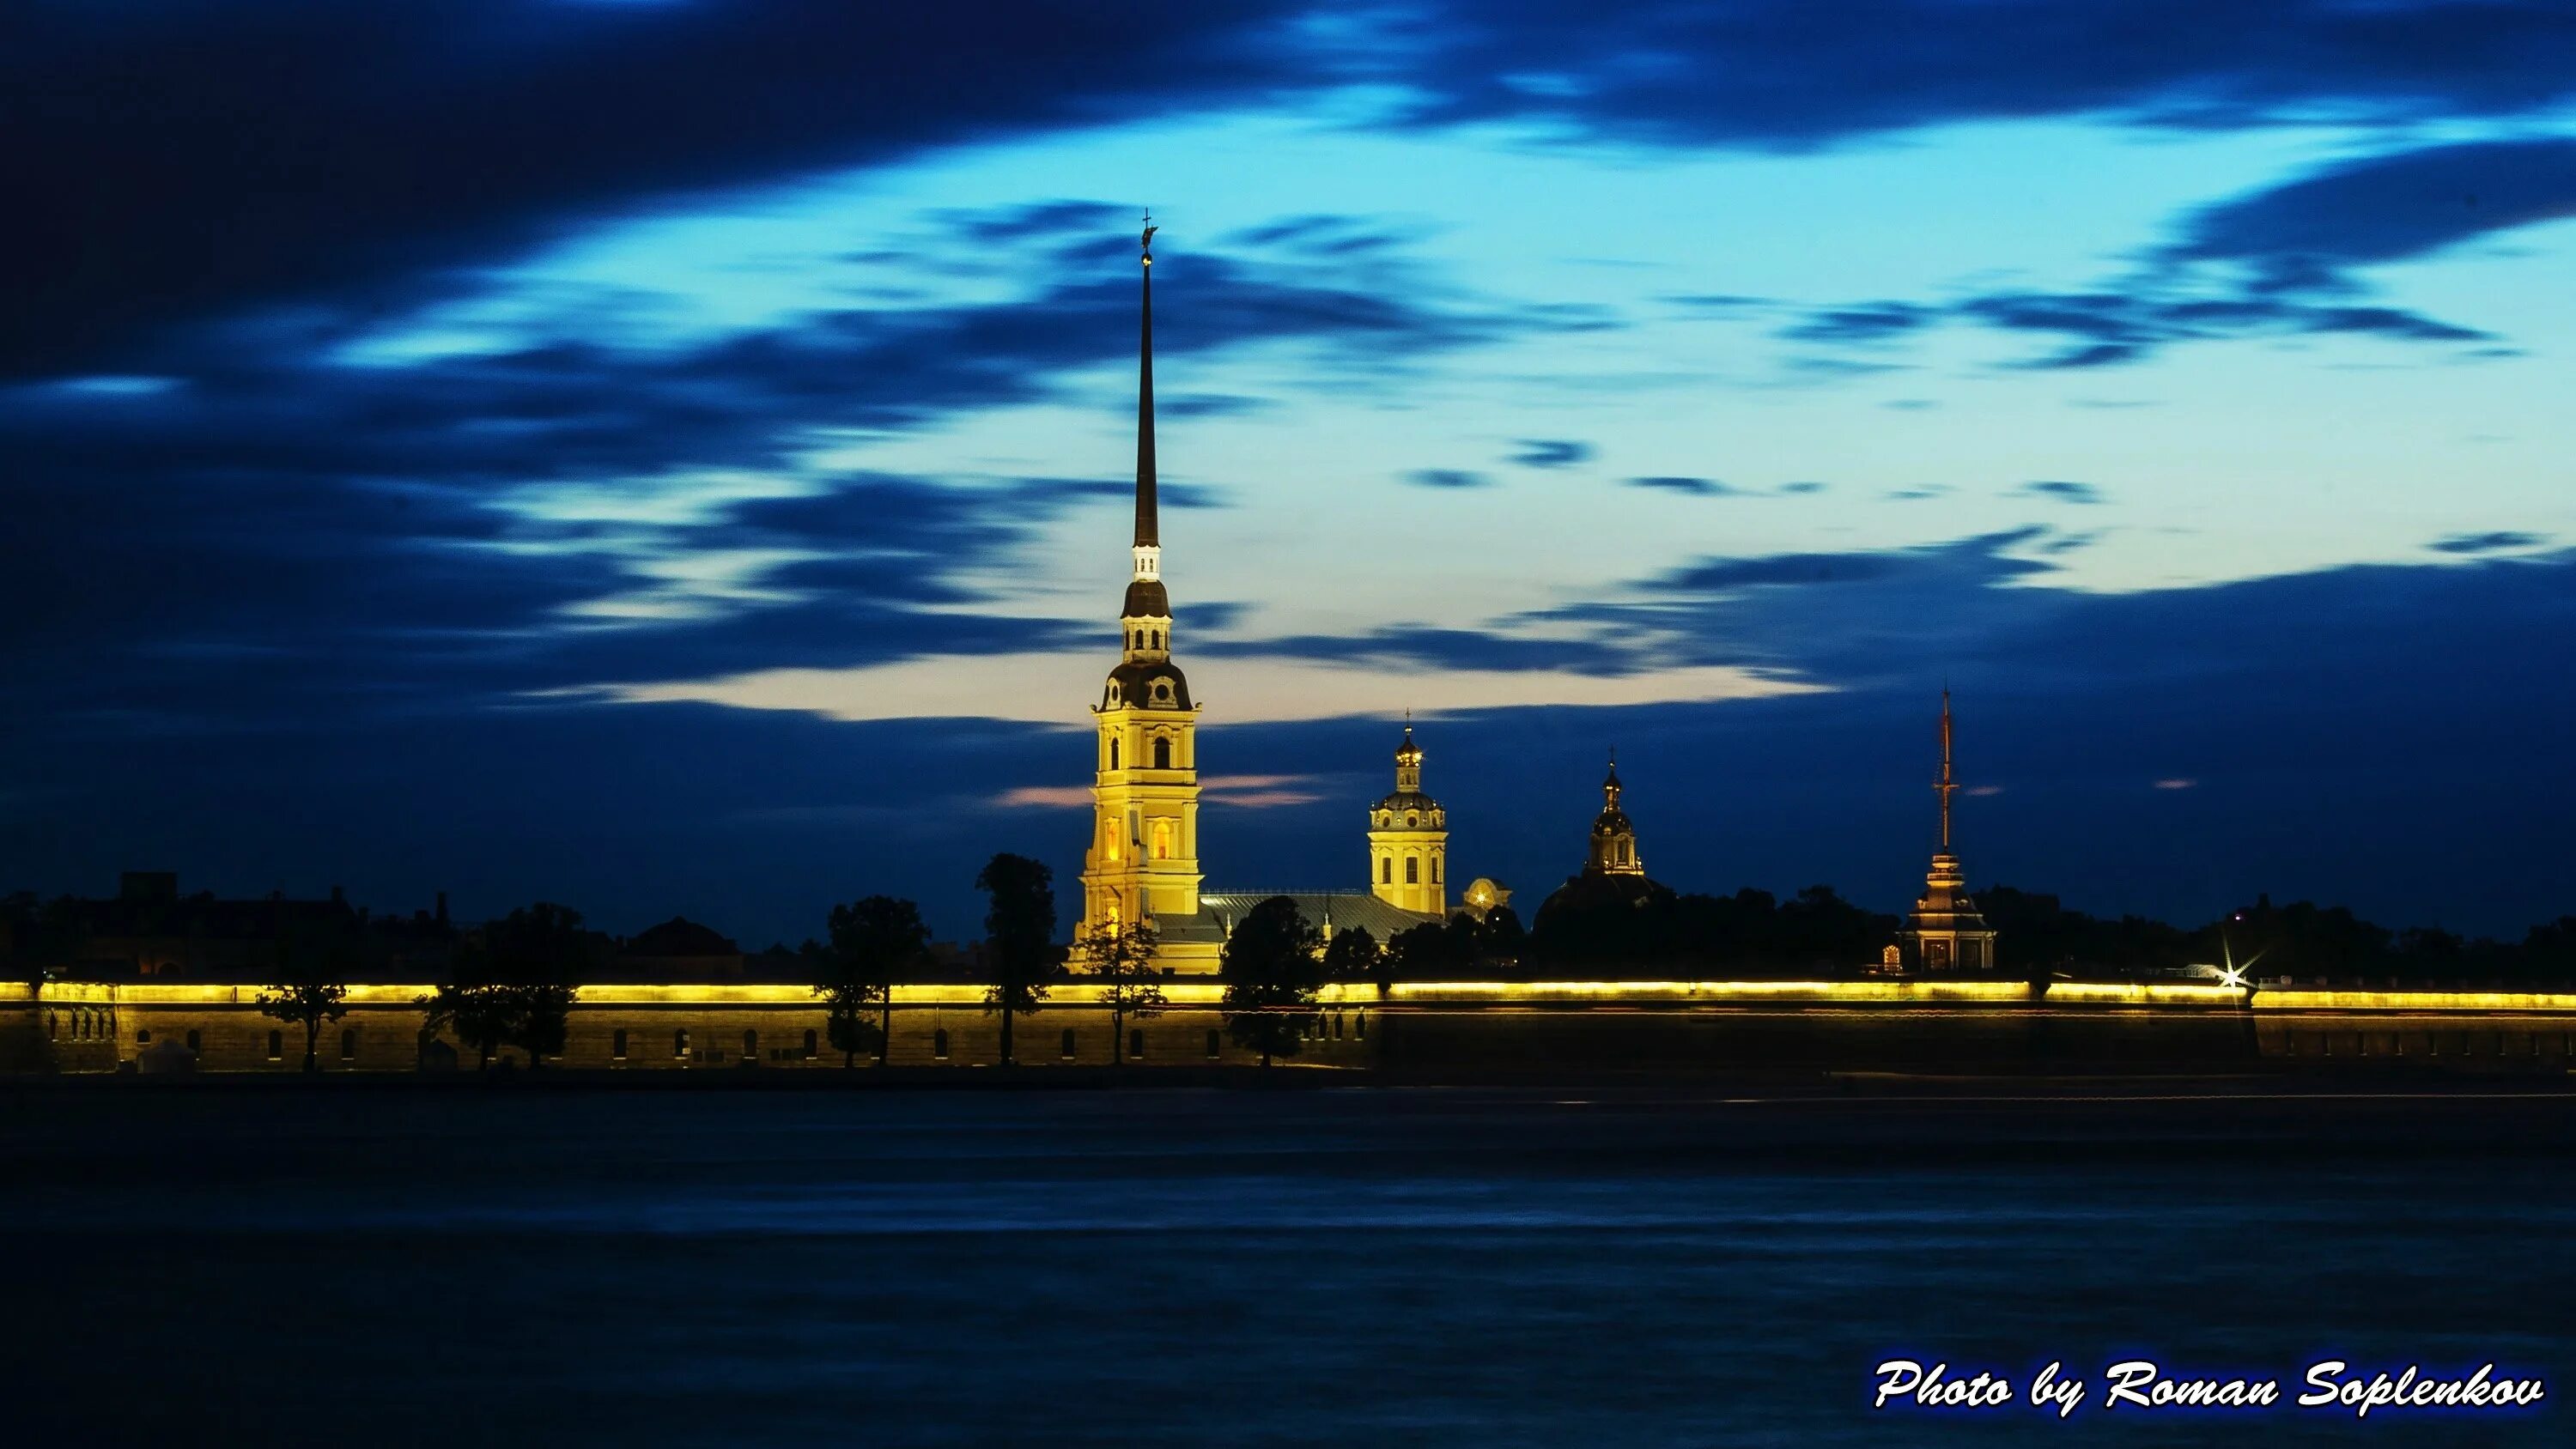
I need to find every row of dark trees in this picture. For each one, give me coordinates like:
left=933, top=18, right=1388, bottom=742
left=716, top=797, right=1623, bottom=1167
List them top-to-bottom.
left=805, top=853, right=1347, bottom=1069
left=240, top=867, right=2576, bottom=1071
left=1982, top=889, right=2576, bottom=987
left=250, top=901, right=596, bottom=1072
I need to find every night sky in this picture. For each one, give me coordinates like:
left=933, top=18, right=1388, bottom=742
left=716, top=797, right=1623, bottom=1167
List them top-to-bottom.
left=6, top=2, right=2573, bottom=945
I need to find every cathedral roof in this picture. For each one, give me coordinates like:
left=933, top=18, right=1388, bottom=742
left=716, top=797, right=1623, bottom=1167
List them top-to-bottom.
left=1121, top=578, right=1170, bottom=619
left=1103, top=659, right=1192, bottom=711
left=1374, top=789, right=1440, bottom=814
left=1534, top=870, right=1674, bottom=925
left=1151, top=890, right=1443, bottom=946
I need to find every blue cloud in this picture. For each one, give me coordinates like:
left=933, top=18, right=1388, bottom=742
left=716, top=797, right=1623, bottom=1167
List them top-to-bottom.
left=2166, top=138, right=2576, bottom=283
left=1777, top=302, right=1934, bottom=344
left=1510, top=439, right=1594, bottom=469
left=1405, top=468, right=1492, bottom=488
left=1625, top=476, right=1739, bottom=497
left=2020, top=480, right=2105, bottom=505
left=2429, top=530, right=2545, bottom=555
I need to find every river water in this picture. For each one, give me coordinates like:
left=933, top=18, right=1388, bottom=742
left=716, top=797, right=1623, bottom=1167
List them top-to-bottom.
left=4, top=1083, right=2567, bottom=1446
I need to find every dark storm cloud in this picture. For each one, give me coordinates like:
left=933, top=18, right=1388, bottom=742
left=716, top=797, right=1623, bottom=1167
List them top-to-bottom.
left=1376, top=1, right=2576, bottom=145
left=0, top=3, right=1310, bottom=377
left=21, top=3, right=2573, bottom=381
left=1779, top=137, right=2573, bottom=370
left=2166, top=138, right=2576, bottom=281
left=0, top=236, right=1535, bottom=731
left=1510, top=439, right=1595, bottom=469
left=1520, top=529, right=2062, bottom=680
left=16, top=541, right=2559, bottom=942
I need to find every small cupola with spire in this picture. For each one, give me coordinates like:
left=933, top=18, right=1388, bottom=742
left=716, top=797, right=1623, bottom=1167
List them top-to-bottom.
left=1586, top=750, right=1644, bottom=877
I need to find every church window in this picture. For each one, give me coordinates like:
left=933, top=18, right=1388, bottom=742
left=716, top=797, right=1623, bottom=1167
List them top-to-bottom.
left=1154, top=737, right=1171, bottom=769
left=1109, top=738, right=1120, bottom=769
left=1406, top=812, right=1418, bottom=827
left=1153, top=820, right=1172, bottom=859
left=1381, top=858, right=1393, bottom=884
left=1406, top=858, right=1419, bottom=884
left=1432, top=858, right=1442, bottom=884
left=1353, top=1013, right=1365, bottom=1040
left=340, top=1028, right=357, bottom=1061
left=613, top=1028, right=628, bottom=1061
left=933, top=1028, right=951, bottom=1060
left=1060, top=1028, right=1078, bottom=1059
left=1205, top=1028, right=1223, bottom=1059
left=266, top=1030, right=283, bottom=1061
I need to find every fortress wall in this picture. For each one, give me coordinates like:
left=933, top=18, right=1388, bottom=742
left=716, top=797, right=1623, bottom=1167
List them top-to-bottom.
left=9, top=981, right=2575, bottom=1076
left=5, top=986, right=1371, bottom=1073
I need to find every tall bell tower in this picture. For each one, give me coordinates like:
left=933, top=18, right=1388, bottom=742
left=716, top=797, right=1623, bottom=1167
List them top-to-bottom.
left=1080, top=218, right=1203, bottom=944
left=1368, top=721, right=1448, bottom=914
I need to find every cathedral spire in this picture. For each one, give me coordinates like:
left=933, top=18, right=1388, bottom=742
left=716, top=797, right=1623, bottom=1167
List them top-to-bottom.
left=1134, top=214, right=1158, bottom=555
left=1119, top=215, right=1170, bottom=628
left=1935, top=688, right=1956, bottom=851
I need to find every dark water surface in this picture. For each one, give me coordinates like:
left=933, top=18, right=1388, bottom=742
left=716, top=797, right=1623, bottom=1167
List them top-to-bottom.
left=5, top=1083, right=2568, bottom=1446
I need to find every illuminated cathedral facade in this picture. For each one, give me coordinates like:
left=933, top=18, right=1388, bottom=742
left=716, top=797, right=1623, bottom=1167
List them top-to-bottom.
left=1075, top=226, right=1990, bottom=976
left=1077, top=226, right=1470, bottom=973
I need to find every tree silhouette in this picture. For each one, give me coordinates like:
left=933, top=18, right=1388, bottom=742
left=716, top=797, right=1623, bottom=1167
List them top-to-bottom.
left=975, top=853, right=1060, bottom=1067
left=819, top=895, right=929, bottom=1067
left=1221, top=895, right=1325, bottom=1067
left=484, top=902, right=589, bottom=1069
left=1387, top=919, right=1457, bottom=980
left=1072, top=921, right=1164, bottom=1064
left=1320, top=924, right=1380, bottom=990
left=257, top=928, right=352, bottom=1073
left=417, top=974, right=514, bottom=1072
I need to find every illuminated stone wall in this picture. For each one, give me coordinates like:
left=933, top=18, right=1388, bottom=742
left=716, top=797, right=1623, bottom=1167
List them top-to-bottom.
left=8, top=980, right=2574, bottom=1076
left=0, top=983, right=1374, bottom=1073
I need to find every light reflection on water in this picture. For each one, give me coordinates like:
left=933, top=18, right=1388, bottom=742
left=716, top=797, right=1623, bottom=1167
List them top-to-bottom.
left=4, top=1087, right=2567, bottom=1447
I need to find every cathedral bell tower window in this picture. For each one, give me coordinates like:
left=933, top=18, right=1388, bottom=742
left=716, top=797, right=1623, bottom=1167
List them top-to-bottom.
left=1154, top=737, right=1171, bottom=769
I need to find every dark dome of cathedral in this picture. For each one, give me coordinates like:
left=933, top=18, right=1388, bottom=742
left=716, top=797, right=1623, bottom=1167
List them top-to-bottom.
left=1121, top=578, right=1170, bottom=618
left=1103, top=659, right=1192, bottom=711
left=1375, top=789, right=1439, bottom=813
left=1589, top=806, right=1634, bottom=836
left=1531, top=870, right=1674, bottom=931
